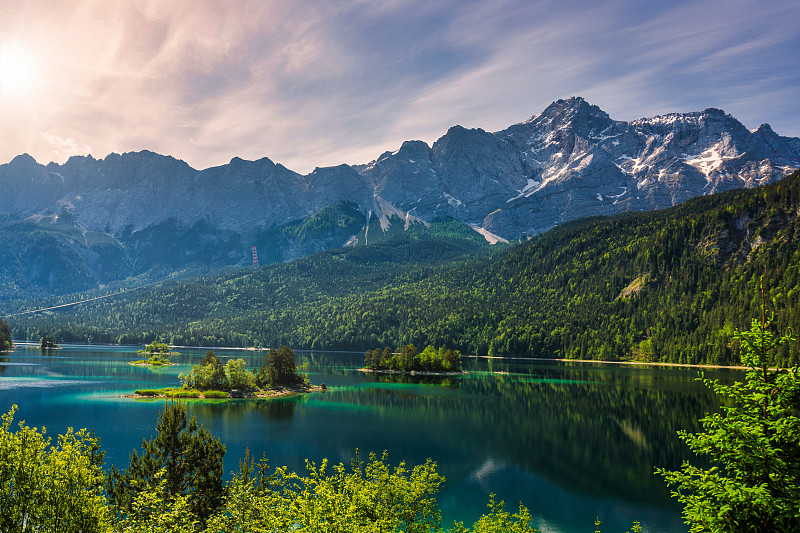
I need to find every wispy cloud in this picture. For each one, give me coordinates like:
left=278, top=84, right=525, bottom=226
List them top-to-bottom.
left=0, top=0, right=798, bottom=173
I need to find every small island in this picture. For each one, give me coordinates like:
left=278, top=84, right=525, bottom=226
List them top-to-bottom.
left=39, top=335, right=59, bottom=350
left=129, top=341, right=178, bottom=366
left=362, top=344, right=464, bottom=375
left=126, top=346, right=323, bottom=399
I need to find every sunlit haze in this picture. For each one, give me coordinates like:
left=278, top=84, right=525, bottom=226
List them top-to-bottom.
left=0, top=0, right=798, bottom=173
left=0, top=41, right=38, bottom=98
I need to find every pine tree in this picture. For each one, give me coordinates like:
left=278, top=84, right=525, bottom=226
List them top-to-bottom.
left=257, top=345, right=303, bottom=387
left=106, top=401, right=225, bottom=525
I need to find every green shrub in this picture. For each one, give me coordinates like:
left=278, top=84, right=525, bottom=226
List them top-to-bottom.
left=134, top=389, right=163, bottom=397
left=167, top=389, right=201, bottom=398
left=202, top=391, right=229, bottom=399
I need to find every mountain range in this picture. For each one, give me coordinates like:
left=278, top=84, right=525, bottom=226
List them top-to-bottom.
left=1, top=97, right=798, bottom=298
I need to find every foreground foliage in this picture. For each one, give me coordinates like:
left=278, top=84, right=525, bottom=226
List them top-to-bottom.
left=657, top=285, right=800, bottom=532
left=0, top=400, right=652, bottom=532
left=106, top=402, right=226, bottom=525
left=0, top=406, right=110, bottom=532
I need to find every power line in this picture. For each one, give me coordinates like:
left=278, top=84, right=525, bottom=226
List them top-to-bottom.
left=1, top=256, right=243, bottom=319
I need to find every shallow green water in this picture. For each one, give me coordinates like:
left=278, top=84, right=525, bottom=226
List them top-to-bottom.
left=0, top=344, right=742, bottom=532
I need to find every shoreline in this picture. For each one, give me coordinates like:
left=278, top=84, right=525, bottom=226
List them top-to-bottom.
left=7, top=340, right=755, bottom=371
left=521, top=357, right=751, bottom=371
left=128, top=361, right=176, bottom=367
left=359, top=368, right=466, bottom=376
left=122, top=384, right=324, bottom=400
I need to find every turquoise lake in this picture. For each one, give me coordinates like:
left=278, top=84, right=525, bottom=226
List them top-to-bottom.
left=0, top=343, right=743, bottom=532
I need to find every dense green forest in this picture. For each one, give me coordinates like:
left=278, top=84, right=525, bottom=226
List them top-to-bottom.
left=7, top=171, right=800, bottom=365
left=0, top=317, right=11, bottom=351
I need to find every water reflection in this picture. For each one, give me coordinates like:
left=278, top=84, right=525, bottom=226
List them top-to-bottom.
left=316, top=361, right=719, bottom=505
left=365, top=372, right=461, bottom=388
left=191, top=397, right=299, bottom=423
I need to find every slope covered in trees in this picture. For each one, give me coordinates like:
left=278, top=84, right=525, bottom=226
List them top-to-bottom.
left=7, top=171, right=800, bottom=365
left=0, top=317, right=11, bottom=351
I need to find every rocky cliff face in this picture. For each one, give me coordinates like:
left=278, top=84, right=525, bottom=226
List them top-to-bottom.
left=1, top=97, right=798, bottom=296
left=486, top=98, right=800, bottom=236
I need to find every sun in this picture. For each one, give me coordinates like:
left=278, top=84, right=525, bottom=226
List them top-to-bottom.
left=0, top=42, right=38, bottom=100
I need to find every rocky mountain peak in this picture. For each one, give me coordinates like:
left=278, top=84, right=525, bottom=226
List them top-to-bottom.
left=535, top=97, right=612, bottom=129
left=754, top=123, right=776, bottom=136
left=9, top=153, right=38, bottom=166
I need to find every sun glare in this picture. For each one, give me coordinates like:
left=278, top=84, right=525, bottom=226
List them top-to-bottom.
left=0, top=42, right=38, bottom=100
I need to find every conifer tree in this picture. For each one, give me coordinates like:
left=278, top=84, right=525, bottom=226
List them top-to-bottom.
left=657, top=279, right=800, bottom=532
left=0, top=318, right=12, bottom=351
left=106, top=401, right=225, bottom=525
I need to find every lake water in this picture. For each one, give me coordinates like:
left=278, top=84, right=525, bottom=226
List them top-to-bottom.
left=0, top=344, right=743, bottom=532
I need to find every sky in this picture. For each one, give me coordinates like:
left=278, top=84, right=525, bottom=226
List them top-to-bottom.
left=0, top=0, right=798, bottom=174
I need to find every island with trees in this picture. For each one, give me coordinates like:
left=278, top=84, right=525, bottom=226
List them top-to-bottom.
left=39, top=335, right=59, bottom=350
left=129, top=342, right=178, bottom=366
left=363, top=344, right=463, bottom=374
left=129, top=346, right=321, bottom=399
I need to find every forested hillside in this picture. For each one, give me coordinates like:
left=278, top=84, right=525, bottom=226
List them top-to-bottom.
left=7, top=171, right=800, bottom=365
left=0, top=317, right=11, bottom=351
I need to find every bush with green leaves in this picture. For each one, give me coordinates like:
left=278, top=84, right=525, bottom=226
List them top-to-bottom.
left=657, top=282, right=800, bottom=532
left=144, top=342, right=170, bottom=354
left=256, top=345, right=304, bottom=387
left=179, top=351, right=227, bottom=391
left=225, top=358, right=257, bottom=390
left=134, top=389, right=164, bottom=397
left=168, top=390, right=201, bottom=398
left=202, top=390, right=229, bottom=399
left=0, top=405, right=110, bottom=532
left=210, top=450, right=445, bottom=533
left=115, top=469, right=198, bottom=533
left=449, top=496, right=539, bottom=533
